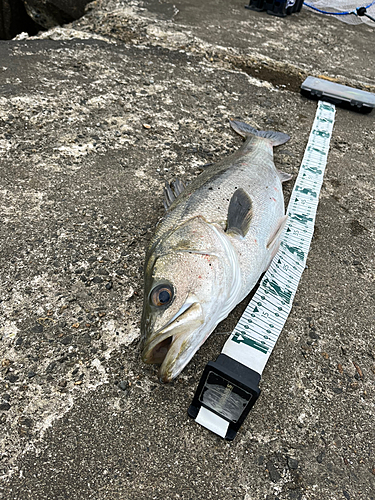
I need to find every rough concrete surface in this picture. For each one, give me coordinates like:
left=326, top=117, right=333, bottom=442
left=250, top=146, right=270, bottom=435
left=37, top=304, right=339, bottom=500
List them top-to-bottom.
left=0, top=1, right=374, bottom=499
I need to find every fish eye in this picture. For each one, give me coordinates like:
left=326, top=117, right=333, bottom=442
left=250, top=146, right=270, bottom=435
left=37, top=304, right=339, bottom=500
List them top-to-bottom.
left=150, top=284, right=174, bottom=307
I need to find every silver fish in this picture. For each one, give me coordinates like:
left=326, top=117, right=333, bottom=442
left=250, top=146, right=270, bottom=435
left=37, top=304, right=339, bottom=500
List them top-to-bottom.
left=141, top=120, right=291, bottom=382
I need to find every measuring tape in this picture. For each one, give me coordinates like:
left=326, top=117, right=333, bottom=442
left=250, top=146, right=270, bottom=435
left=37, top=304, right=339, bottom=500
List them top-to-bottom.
left=188, top=101, right=336, bottom=439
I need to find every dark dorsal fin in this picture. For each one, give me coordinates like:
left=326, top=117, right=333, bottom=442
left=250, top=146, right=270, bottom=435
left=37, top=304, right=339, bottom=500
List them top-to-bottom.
left=163, top=178, right=186, bottom=210
left=226, top=188, right=253, bottom=238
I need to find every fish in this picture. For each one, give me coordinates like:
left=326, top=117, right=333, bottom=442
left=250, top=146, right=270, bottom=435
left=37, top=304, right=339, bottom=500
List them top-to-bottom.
left=141, top=119, right=292, bottom=383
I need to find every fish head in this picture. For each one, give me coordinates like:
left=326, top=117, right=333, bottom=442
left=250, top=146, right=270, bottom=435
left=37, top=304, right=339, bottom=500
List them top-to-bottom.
left=141, top=217, right=235, bottom=382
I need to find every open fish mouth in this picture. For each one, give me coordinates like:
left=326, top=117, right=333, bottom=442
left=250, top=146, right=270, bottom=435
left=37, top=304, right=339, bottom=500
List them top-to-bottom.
left=142, top=302, right=204, bottom=382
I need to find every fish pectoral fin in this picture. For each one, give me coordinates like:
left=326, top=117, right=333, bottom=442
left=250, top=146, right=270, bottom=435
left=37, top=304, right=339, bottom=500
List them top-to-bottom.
left=277, top=170, right=293, bottom=183
left=163, top=178, right=186, bottom=210
left=226, top=188, right=253, bottom=238
left=267, top=215, right=288, bottom=255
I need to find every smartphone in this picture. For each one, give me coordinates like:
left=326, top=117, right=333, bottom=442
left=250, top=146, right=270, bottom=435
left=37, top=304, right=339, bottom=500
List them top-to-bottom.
left=301, top=76, right=375, bottom=113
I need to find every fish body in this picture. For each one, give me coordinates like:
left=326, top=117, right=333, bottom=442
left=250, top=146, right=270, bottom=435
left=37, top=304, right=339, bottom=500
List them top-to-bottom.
left=141, top=120, right=291, bottom=382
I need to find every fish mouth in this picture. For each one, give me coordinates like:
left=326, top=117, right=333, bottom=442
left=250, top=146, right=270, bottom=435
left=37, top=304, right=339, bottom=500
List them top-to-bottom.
left=142, top=301, right=204, bottom=383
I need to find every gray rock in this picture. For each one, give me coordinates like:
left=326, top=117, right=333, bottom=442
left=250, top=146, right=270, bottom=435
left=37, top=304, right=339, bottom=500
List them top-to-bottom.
left=0, top=0, right=41, bottom=39
left=22, top=0, right=90, bottom=29
left=60, top=335, right=73, bottom=346
left=5, top=373, right=19, bottom=383
left=118, top=380, right=129, bottom=391
left=288, top=457, right=299, bottom=470
left=266, top=461, right=281, bottom=482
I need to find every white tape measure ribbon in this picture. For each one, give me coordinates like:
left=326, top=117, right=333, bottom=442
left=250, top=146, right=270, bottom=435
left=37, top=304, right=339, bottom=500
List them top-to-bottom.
left=223, top=101, right=336, bottom=374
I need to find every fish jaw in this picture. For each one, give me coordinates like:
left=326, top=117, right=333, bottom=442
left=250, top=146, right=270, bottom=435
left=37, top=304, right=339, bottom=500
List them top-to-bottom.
left=142, top=300, right=206, bottom=382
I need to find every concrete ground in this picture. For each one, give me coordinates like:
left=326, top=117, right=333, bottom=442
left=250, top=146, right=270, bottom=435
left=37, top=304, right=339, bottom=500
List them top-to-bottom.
left=0, top=1, right=374, bottom=499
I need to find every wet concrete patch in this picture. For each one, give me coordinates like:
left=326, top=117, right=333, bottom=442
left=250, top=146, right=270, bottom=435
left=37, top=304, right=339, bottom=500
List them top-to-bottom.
left=237, top=61, right=305, bottom=92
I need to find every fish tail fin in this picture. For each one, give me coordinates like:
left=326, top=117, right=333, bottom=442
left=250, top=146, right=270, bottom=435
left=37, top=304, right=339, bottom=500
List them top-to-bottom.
left=229, top=119, right=290, bottom=147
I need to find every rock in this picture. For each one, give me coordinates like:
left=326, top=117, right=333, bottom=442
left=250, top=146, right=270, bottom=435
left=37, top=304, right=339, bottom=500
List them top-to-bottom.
left=0, top=0, right=42, bottom=40
left=22, top=0, right=91, bottom=30
left=31, top=324, right=44, bottom=334
left=308, top=329, right=320, bottom=340
left=80, top=333, right=91, bottom=345
left=60, top=335, right=73, bottom=345
left=46, top=362, right=56, bottom=373
left=5, top=373, right=19, bottom=383
left=118, top=380, right=129, bottom=391
left=332, top=387, right=343, bottom=394
left=0, top=403, right=11, bottom=411
left=17, top=416, right=33, bottom=436
left=287, top=457, right=299, bottom=470
left=266, top=461, right=281, bottom=482
left=288, top=491, right=303, bottom=500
